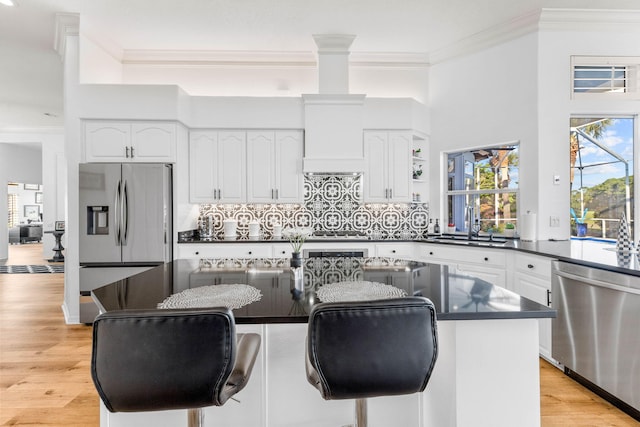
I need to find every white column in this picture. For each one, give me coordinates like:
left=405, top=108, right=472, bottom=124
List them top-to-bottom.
left=55, top=13, right=81, bottom=323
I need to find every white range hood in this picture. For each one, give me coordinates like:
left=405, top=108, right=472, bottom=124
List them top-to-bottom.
left=303, top=35, right=366, bottom=173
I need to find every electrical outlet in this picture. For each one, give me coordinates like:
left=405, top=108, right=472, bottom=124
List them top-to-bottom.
left=550, top=216, right=560, bottom=227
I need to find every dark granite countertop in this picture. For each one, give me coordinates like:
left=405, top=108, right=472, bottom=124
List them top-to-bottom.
left=178, top=233, right=640, bottom=276
left=91, top=257, right=555, bottom=323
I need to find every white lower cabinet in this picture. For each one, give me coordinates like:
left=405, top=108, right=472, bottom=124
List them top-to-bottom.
left=375, top=242, right=416, bottom=258
left=176, top=243, right=272, bottom=259
left=419, top=243, right=508, bottom=288
left=512, top=253, right=554, bottom=362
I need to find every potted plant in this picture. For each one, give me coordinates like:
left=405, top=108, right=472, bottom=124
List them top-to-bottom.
left=504, top=222, right=515, bottom=238
left=282, top=226, right=313, bottom=267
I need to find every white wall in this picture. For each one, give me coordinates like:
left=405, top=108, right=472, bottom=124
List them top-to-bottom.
left=538, top=28, right=640, bottom=240
left=428, top=33, right=539, bottom=231
left=79, top=34, right=123, bottom=84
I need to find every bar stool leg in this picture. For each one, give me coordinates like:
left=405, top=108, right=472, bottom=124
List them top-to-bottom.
left=355, top=398, right=368, bottom=427
left=187, top=408, right=204, bottom=427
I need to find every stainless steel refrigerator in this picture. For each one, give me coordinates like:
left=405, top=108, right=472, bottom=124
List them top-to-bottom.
left=79, top=163, right=172, bottom=266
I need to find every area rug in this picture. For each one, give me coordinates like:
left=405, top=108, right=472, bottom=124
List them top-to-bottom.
left=0, top=265, right=64, bottom=274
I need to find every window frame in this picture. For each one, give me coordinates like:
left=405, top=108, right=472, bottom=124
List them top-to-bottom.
left=571, top=56, right=640, bottom=100
left=443, top=142, right=520, bottom=235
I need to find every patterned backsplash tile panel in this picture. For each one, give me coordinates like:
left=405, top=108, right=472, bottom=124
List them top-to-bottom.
left=199, top=174, right=429, bottom=239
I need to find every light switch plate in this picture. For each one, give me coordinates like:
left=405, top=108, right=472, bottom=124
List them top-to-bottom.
left=550, top=216, right=560, bottom=227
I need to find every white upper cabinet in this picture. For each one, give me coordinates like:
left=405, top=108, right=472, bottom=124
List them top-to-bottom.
left=84, top=121, right=176, bottom=163
left=247, top=130, right=303, bottom=203
left=189, top=131, right=246, bottom=203
left=364, top=131, right=412, bottom=202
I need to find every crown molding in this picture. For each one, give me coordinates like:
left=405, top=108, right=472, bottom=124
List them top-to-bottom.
left=429, top=8, right=640, bottom=65
left=539, top=8, right=640, bottom=31
left=429, top=9, right=541, bottom=65
left=54, top=13, right=79, bottom=60
left=119, top=49, right=429, bottom=69
left=121, top=49, right=316, bottom=68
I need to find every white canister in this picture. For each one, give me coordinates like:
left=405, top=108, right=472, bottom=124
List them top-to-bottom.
left=223, top=219, right=238, bottom=238
left=249, top=220, right=260, bottom=237
left=273, top=224, right=283, bottom=238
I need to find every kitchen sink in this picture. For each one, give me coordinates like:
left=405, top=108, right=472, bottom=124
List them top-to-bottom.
left=428, top=235, right=507, bottom=247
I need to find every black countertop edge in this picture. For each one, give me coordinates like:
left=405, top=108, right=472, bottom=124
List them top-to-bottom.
left=178, top=237, right=417, bottom=244
left=227, top=311, right=557, bottom=324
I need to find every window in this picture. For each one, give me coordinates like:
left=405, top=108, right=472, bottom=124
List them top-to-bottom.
left=571, top=56, right=640, bottom=99
left=573, top=66, right=627, bottom=93
left=570, top=117, right=635, bottom=239
left=445, top=144, right=519, bottom=234
left=7, top=193, right=17, bottom=228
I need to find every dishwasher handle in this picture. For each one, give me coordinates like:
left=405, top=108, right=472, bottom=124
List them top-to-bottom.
left=554, top=269, right=640, bottom=296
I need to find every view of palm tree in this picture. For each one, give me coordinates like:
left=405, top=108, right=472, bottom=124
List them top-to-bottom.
left=570, top=117, right=634, bottom=239
left=447, top=146, right=519, bottom=234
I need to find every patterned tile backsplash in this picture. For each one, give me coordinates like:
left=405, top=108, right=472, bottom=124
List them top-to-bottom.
left=198, top=174, right=429, bottom=239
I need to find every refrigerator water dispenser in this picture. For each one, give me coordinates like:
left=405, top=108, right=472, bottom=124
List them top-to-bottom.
left=87, top=206, right=109, bottom=235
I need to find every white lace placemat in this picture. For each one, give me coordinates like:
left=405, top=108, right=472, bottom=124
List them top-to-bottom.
left=316, top=281, right=407, bottom=303
left=158, top=284, right=262, bottom=310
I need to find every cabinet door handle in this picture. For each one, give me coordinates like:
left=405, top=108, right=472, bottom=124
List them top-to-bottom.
left=125, top=146, right=130, bottom=158
left=130, top=146, right=134, bottom=158
left=389, top=188, right=392, bottom=198
left=271, top=189, right=274, bottom=199
left=275, top=189, right=278, bottom=199
left=392, top=249, right=396, bottom=253
left=281, top=250, right=286, bottom=254
left=195, top=251, right=199, bottom=255
left=248, top=251, right=253, bottom=255
left=429, top=251, right=434, bottom=255
left=484, top=257, right=489, bottom=261
left=527, top=264, right=534, bottom=269
left=546, top=289, right=552, bottom=306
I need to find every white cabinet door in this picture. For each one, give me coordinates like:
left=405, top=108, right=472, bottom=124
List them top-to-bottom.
left=84, top=121, right=176, bottom=163
left=84, top=122, right=131, bottom=162
left=131, top=122, right=176, bottom=162
left=247, top=130, right=303, bottom=203
left=189, top=131, right=246, bottom=203
left=247, top=131, right=276, bottom=202
left=274, top=131, right=303, bottom=202
left=364, top=131, right=411, bottom=202
left=189, top=132, right=217, bottom=202
left=217, top=132, right=247, bottom=203
left=364, top=132, right=389, bottom=202
left=388, top=132, right=412, bottom=202
left=513, top=253, right=554, bottom=361
left=514, top=272, right=553, bottom=360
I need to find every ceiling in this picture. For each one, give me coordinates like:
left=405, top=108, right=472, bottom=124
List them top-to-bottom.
left=1, top=0, right=638, bottom=130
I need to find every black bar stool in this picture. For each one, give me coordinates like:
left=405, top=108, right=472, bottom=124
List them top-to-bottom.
left=306, top=297, right=438, bottom=427
left=91, top=308, right=261, bottom=427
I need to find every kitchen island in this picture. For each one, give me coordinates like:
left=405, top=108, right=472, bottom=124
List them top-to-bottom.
left=92, top=256, right=555, bottom=427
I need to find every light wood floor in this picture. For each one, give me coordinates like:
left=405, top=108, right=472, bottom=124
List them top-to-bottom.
left=1, top=243, right=638, bottom=426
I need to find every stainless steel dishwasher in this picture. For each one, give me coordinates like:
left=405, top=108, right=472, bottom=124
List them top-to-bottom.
left=552, top=261, right=640, bottom=419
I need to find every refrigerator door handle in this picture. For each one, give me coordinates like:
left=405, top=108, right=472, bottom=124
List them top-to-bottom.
left=115, top=180, right=122, bottom=246
left=122, top=180, right=129, bottom=245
